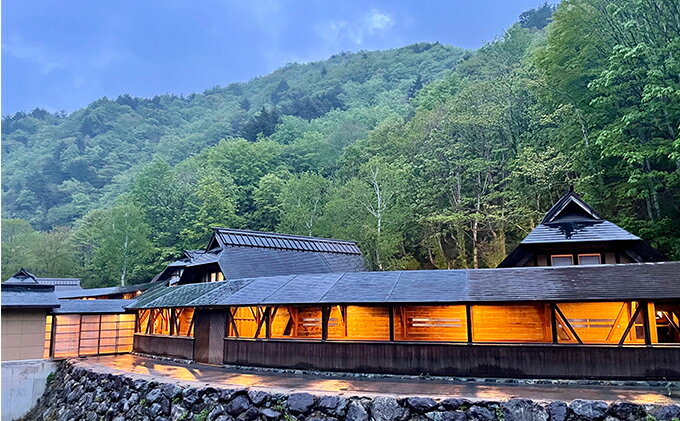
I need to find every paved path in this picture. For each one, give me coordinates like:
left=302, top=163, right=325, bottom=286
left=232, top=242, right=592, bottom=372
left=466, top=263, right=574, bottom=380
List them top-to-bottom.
left=74, top=355, right=678, bottom=405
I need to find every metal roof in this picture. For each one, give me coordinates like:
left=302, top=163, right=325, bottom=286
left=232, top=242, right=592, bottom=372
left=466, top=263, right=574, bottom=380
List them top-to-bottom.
left=213, top=228, right=362, bottom=255
left=127, top=261, right=680, bottom=309
left=53, top=299, right=134, bottom=314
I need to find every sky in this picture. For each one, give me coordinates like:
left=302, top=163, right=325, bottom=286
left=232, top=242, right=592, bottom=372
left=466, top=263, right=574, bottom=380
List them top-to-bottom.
left=2, top=0, right=555, bottom=115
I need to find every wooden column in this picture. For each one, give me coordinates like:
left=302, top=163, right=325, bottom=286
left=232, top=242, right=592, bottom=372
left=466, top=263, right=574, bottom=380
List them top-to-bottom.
left=550, top=304, right=558, bottom=344
left=466, top=305, right=473, bottom=344
left=321, top=306, right=330, bottom=341
left=388, top=306, right=395, bottom=341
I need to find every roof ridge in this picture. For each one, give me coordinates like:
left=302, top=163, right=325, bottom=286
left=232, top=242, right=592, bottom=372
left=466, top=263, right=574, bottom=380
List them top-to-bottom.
left=212, top=227, right=359, bottom=244
left=386, top=271, right=404, bottom=301
left=257, top=274, right=300, bottom=305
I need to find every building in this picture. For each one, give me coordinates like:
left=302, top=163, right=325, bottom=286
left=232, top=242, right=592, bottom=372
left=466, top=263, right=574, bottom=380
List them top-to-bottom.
left=127, top=192, right=679, bottom=379
left=1, top=270, right=60, bottom=361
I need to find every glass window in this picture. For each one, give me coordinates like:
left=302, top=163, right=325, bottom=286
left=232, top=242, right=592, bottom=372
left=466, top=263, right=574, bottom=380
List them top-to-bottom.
left=578, top=254, right=601, bottom=265
left=551, top=255, right=573, bottom=266
left=395, top=305, right=467, bottom=342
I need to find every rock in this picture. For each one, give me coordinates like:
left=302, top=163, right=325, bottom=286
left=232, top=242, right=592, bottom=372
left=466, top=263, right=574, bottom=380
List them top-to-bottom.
left=163, top=383, right=183, bottom=400
left=66, top=385, right=84, bottom=403
left=147, top=387, right=164, bottom=404
left=183, top=389, right=200, bottom=408
left=248, top=390, right=270, bottom=406
left=287, top=392, right=316, bottom=414
left=226, top=395, right=251, bottom=417
left=318, top=395, right=348, bottom=417
left=370, top=396, right=409, bottom=421
left=407, top=397, right=438, bottom=413
left=117, top=398, right=130, bottom=413
left=441, top=399, right=471, bottom=411
left=501, top=399, right=548, bottom=421
left=570, top=400, right=608, bottom=421
left=346, top=401, right=369, bottom=421
left=96, top=402, right=108, bottom=415
left=148, top=402, right=163, bottom=418
left=547, top=402, right=568, bottom=421
left=608, top=402, right=645, bottom=421
left=171, top=404, right=189, bottom=421
left=209, top=404, right=226, bottom=420
left=651, top=405, right=680, bottom=421
left=467, top=406, right=495, bottom=421
left=243, top=407, right=260, bottom=421
left=261, top=408, right=282, bottom=419
left=440, top=411, right=467, bottom=421
left=215, top=416, right=234, bottom=421
left=112, top=417, right=126, bottom=421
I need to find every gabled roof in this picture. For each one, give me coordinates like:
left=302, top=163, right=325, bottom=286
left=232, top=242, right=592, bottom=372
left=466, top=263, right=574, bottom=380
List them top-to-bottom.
left=541, top=189, right=603, bottom=224
left=165, top=228, right=367, bottom=283
left=127, top=261, right=680, bottom=309
left=4, top=268, right=39, bottom=284
left=2, top=271, right=60, bottom=309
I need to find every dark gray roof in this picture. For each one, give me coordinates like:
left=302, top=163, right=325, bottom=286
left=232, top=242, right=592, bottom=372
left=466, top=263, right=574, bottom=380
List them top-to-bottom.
left=521, top=220, right=640, bottom=244
left=213, top=228, right=362, bottom=254
left=128, top=261, right=680, bottom=309
left=4, top=268, right=40, bottom=285
left=56, top=282, right=153, bottom=299
left=1, top=284, right=60, bottom=309
left=53, top=299, right=134, bottom=314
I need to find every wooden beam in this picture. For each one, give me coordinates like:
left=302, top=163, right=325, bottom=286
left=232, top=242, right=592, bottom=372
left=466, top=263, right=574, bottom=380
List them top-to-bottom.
left=642, top=301, right=653, bottom=346
left=619, top=302, right=644, bottom=346
left=647, top=302, right=658, bottom=345
left=550, top=304, right=558, bottom=344
left=554, top=304, right=583, bottom=344
left=388, top=305, right=395, bottom=342
left=466, top=305, right=473, bottom=344
left=321, top=306, right=330, bottom=341
left=228, top=307, right=239, bottom=338
left=254, top=307, right=267, bottom=339
left=265, top=307, right=275, bottom=339
left=169, top=309, right=176, bottom=336
left=664, top=311, right=680, bottom=338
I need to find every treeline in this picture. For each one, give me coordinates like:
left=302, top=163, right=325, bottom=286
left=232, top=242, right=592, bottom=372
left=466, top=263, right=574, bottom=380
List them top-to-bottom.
left=2, top=1, right=679, bottom=287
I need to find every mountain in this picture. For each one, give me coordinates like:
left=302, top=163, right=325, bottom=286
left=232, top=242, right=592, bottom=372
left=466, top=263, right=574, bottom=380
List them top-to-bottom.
left=2, top=42, right=466, bottom=230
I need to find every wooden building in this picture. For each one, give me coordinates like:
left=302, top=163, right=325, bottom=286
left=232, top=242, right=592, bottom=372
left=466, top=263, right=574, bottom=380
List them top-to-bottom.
left=499, top=188, right=665, bottom=267
left=126, top=195, right=679, bottom=380
left=1, top=270, right=60, bottom=361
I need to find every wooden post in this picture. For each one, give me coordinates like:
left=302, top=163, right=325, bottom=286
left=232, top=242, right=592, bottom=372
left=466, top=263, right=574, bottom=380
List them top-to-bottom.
left=642, top=301, right=652, bottom=346
left=619, top=302, right=643, bottom=346
left=647, top=302, right=658, bottom=345
left=550, top=303, right=558, bottom=344
left=466, top=305, right=473, bottom=344
left=321, top=306, right=329, bottom=341
left=388, top=306, right=395, bottom=341
left=265, top=307, right=272, bottom=339
left=170, top=309, right=176, bottom=336
left=49, top=315, right=57, bottom=358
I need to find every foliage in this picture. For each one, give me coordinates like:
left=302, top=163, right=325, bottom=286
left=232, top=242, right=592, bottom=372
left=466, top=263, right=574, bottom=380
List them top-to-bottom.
left=2, top=2, right=678, bottom=285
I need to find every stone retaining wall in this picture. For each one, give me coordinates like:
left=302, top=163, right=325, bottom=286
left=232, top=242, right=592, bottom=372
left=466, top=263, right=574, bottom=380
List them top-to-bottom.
left=23, top=361, right=680, bottom=421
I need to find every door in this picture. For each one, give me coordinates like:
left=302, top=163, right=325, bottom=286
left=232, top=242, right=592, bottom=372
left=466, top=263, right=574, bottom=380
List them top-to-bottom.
left=193, top=309, right=226, bottom=364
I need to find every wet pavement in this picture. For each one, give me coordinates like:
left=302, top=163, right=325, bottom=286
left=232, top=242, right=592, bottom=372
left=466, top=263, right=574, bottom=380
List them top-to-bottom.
left=73, top=354, right=678, bottom=405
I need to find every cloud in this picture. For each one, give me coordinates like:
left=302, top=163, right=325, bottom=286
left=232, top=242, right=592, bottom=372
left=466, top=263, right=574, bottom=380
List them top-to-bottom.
left=317, top=8, right=395, bottom=46
left=3, top=36, right=64, bottom=74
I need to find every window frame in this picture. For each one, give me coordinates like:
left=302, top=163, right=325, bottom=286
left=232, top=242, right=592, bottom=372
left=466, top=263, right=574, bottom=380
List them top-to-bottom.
left=551, top=254, right=574, bottom=266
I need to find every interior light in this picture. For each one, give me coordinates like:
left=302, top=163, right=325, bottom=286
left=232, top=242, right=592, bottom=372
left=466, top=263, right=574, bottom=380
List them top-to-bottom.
left=656, top=311, right=663, bottom=320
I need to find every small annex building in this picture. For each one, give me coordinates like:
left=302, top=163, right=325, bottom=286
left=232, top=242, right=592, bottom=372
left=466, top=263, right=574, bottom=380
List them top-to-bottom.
left=1, top=269, right=60, bottom=361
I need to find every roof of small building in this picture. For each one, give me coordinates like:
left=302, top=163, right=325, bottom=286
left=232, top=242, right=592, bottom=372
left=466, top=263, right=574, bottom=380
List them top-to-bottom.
left=127, top=261, right=680, bottom=309
left=2, top=284, right=60, bottom=309
left=53, top=299, right=134, bottom=314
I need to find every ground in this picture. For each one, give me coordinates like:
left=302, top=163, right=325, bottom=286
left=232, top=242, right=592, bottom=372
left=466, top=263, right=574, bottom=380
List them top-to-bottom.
left=75, top=354, right=678, bottom=404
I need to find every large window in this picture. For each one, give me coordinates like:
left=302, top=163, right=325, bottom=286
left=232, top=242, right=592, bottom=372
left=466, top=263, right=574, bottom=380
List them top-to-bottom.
left=555, top=302, right=638, bottom=344
left=471, top=304, right=551, bottom=343
left=395, top=305, right=467, bottom=342
left=136, top=308, right=194, bottom=337
left=50, top=314, right=135, bottom=358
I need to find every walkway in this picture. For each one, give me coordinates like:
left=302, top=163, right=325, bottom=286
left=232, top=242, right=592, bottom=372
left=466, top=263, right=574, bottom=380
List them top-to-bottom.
left=74, top=354, right=678, bottom=405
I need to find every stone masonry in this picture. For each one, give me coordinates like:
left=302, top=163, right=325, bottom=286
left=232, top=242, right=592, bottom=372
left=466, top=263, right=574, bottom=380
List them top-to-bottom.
left=22, top=361, right=680, bottom=421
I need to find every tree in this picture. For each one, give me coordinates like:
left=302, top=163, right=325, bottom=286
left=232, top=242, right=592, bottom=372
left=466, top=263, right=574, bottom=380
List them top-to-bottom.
left=278, top=173, right=331, bottom=236
left=252, top=174, right=286, bottom=231
left=1, top=219, right=37, bottom=280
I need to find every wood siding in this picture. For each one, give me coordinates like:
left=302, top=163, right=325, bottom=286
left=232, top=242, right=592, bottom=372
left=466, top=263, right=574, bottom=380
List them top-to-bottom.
left=194, top=309, right=226, bottom=364
left=133, top=334, right=194, bottom=360
left=223, top=339, right=680, bottom=380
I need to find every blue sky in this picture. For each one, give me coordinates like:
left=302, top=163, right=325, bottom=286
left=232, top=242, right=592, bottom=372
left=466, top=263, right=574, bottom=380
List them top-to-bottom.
left=2, top=0, right=554, bottom=115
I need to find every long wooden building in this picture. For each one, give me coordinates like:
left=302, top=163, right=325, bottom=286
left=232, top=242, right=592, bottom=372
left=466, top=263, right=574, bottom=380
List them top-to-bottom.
left=125, top=192, right=680, bottom=380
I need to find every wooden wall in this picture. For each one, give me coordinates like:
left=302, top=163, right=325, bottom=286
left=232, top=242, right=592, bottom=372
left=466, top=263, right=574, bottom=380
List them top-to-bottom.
left=471, top=304, right=551, bottom=343
left=194, top=309, right=226, bottom=365
left=133, top=334, right=194, bottom=360
left=223, top=339, right=680, bottom=379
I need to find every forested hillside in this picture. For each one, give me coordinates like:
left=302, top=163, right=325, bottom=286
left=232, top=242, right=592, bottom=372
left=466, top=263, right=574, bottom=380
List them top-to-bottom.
left=3, top=0, right=679, bottom=287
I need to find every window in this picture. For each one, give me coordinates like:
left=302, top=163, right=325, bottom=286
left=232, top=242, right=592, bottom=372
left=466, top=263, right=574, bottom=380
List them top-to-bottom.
left=578, top=254, right=601, bottom=265
left=551, top=255, right=573, bottom=266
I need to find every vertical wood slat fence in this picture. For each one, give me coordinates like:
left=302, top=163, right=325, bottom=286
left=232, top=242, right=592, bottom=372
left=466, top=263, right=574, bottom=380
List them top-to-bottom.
left=48, top=314, right=135, bottom=358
